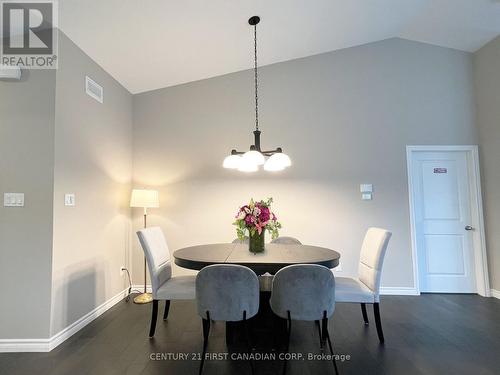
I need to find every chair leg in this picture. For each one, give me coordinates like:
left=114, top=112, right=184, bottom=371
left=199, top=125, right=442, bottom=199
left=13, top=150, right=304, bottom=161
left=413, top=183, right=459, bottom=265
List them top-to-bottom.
left=149, top=300, right=158, bottom=338
left=163, top=300, right=171, bottom=320
left=361, top=303, right=369, bottom=325
left=373, top=303, right=385, bottom=343
left=243, top=311, right=255, bottom=375
left=282, top=311, right=292, bottom=375
left=199, top=312, right=211, bottom=375
left=321, top=314, right=328, bottom=348
left=315, top=320, right=323, bottom=349
left=324, top=323, right=340, bottom=375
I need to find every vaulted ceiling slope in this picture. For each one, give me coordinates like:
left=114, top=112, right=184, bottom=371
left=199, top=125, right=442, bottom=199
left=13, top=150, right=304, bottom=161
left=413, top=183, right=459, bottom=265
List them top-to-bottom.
left=60, top=0, right=500, bottom=94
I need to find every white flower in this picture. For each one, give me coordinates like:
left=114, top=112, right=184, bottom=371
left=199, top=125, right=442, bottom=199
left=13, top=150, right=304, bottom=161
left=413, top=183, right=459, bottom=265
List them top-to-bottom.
left=253, top=207, right=261, bottom=216
left=237, top=211, right=246, bottom=220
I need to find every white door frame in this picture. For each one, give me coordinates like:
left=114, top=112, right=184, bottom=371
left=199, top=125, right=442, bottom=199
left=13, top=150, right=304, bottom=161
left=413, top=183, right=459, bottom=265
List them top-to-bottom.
left=406, top=145, right=490, bottom=297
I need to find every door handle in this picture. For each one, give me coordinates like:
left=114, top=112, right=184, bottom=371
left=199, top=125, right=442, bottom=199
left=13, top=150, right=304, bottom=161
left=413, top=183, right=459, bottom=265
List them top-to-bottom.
left=465, top=225, right=473, bottom=231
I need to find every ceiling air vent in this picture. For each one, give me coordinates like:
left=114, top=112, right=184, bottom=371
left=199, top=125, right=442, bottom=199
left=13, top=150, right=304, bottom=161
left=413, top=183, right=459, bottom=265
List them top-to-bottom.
left=85, top=76, right=103, bottom=103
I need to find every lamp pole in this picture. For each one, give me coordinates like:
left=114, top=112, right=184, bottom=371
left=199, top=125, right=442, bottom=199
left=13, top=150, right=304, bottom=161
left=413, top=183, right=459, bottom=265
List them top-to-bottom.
left=130, top=189, right=158, bottom=304
left=134, top=206, right=153, bottom=304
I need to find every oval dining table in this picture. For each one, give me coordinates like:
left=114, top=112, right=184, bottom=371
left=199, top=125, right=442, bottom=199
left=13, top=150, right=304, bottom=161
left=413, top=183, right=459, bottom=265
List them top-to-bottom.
left=173, top=242, right=341, bottom=348
left=173, top=242, right=340, bottom=274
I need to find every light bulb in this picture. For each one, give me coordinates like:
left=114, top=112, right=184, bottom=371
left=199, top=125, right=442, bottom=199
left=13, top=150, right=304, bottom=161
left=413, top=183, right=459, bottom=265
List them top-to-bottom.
left=241, top=150, right=265, bottom=166
left=223, top=154, right=241, bottom=169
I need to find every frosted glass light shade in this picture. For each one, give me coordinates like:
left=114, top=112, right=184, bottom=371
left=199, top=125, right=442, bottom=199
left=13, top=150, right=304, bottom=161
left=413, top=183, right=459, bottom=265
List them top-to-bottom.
left=242, top=150, right=265, bottom=166
left=264, top=152, right=291, bottom=171
left=274, top=152, right=292, bottom=167
left=223, top=154, right=241, bottom=169
left=238, top=157, right=259, bottom=172
left=264, top=157, right=285, bottom=171
left=130, top=189, right=159, bottom=208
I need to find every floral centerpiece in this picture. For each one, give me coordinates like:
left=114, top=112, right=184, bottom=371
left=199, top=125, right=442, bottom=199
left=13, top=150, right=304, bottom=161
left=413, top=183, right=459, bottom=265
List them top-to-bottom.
left=233, top=198, right=281, bottom=253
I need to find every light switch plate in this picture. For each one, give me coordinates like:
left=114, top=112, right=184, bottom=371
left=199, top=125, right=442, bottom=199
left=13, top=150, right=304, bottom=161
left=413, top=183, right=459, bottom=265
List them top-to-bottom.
left=360, top=184, right=373, bottom=193
left=3, top=193, right=24, bottom=207
left=64, top=193, right=75, bottom=206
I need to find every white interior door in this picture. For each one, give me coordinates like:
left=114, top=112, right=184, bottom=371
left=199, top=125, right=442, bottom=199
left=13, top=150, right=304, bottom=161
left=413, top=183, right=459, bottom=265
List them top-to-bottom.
left=410, top=151, right=476, bottom=293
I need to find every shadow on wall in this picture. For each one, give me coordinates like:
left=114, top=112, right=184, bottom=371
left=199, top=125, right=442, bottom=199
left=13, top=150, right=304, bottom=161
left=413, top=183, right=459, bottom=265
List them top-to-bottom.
left=51, top=260, right=105, bottom=335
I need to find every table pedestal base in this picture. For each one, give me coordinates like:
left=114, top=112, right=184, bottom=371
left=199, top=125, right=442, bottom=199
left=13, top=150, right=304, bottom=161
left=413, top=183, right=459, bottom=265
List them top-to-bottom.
left=225, top=292, right=288, bottom=350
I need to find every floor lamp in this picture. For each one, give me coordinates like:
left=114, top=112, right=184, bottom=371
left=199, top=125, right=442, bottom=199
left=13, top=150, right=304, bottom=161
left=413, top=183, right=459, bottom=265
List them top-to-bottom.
left=130, top=189, right=159, bottom=304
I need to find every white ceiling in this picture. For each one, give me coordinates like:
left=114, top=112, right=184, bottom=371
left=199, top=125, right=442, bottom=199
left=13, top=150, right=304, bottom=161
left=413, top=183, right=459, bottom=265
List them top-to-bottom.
left=59, top=0, right=500, bottom=94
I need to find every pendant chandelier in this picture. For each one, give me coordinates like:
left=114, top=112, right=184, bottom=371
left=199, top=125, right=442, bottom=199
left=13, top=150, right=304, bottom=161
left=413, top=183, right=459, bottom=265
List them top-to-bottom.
left=223, top=16, right=291, bottom=172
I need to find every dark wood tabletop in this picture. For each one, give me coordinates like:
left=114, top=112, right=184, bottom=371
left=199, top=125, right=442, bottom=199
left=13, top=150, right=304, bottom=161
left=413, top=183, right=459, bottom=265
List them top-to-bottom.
left=173, top=243, right=340, bottom=274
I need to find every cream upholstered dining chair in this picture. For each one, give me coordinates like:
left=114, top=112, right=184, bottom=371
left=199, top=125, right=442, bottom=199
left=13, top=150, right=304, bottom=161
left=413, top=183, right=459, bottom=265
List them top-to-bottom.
left=136, top=227, right=196, bottom=338
left=335, top=227, right=392, bottom=343
left=196, top=264, right=259, bottom=375
left=270, top=264, right=339, bottom=375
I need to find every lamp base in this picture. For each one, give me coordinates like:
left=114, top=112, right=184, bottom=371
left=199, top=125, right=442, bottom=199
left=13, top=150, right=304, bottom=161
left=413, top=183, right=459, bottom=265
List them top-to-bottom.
left=133, top=292, right=153, bottom=304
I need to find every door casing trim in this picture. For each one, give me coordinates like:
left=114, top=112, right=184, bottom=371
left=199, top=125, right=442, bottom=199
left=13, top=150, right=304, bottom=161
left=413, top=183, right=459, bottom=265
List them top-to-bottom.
left=406, top=145, right=490, bottom=297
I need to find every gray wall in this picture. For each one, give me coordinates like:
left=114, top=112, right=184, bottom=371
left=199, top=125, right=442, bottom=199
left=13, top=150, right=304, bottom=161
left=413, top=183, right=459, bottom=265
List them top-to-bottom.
left=50, top=33, right=133, bottom=335
left=474, top=36, right=500, bottom=292
left=132, top=38, right=477, bottom=288
left=0, top=70, right=56, bottom=338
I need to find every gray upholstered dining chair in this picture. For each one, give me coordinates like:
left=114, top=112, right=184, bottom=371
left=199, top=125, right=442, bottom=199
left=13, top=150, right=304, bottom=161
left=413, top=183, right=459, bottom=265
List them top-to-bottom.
left=136, top=227, right=196, bottom=338
left=334, top=227, right=392, bottom=343
left=270, top=236, right=302, bottom=245
left=196, top=264, right=259, bottom=375
left=270, top=264, right=339, bottom=375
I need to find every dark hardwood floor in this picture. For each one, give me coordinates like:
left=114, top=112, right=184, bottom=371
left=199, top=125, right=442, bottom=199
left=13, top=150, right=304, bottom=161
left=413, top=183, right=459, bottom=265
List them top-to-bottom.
left=1, top=294, right=499, bottom=375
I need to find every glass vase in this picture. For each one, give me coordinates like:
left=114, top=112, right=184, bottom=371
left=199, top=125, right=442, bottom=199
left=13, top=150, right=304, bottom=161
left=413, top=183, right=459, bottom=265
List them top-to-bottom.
left=249, top=231, right=265, bottom=253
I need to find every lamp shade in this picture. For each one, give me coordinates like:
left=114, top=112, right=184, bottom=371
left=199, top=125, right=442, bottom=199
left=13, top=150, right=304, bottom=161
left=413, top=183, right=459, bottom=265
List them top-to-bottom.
left=130, top=189, right=159, bottom=208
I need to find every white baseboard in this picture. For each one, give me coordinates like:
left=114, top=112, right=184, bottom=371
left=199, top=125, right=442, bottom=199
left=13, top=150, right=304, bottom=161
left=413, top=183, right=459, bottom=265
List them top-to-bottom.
left=380, top=286, right=419, bottom=295
left=0, top=287, right=129, bottom=353
left=48, top=287, right=129, bottom=351
left=490, top=289, right=500, bottom=299
left=0, top=338, right=51, bottom=352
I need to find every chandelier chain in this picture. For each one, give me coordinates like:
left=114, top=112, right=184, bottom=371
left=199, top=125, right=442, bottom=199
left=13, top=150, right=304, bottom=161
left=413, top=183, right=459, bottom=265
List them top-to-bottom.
left=254, top=23, right=259, bottom=131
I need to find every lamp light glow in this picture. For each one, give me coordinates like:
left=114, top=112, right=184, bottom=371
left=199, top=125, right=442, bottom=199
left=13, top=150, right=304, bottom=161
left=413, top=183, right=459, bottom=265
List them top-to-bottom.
left=242, top=150, right=265, bottom=166
left=274, top=152, right=292, bottom=167
left=263, top=153, right=291, bottom=171
left=223, top=154, right=242, bottom=169
left=238, top=157, right=259, bottom=172
left=264, top=158, right=285, bottom=171
left=130, top=189, right=159, bottom=208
